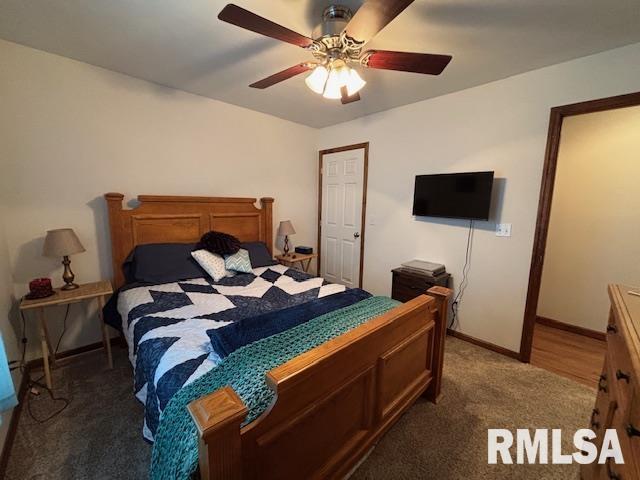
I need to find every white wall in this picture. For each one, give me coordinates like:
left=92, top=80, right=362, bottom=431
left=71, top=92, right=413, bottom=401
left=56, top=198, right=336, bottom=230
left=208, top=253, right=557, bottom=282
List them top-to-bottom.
left=0, top=39, right=318, bottom=360
left=318, top=42, right=640, bottom=352
left=538, top=106, right=640, bottom=332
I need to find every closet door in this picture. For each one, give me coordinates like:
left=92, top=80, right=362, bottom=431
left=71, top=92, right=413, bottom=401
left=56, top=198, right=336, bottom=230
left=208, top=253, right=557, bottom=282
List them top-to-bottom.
left=320, top=145, right=367, bottom=288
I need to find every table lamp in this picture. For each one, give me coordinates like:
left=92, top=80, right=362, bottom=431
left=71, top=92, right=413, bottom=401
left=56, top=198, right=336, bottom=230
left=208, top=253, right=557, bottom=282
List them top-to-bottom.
left=277, top=220, right=296, bottom=256
left=43, top=228, right=85, bottom=290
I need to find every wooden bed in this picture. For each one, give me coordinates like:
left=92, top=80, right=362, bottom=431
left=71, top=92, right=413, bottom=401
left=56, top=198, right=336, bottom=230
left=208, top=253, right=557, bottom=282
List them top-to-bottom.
left=105, top=193, right=451, bottom=480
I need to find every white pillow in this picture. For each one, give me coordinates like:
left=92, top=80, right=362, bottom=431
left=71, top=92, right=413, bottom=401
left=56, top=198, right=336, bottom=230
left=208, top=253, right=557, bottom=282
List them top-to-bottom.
left=191, top=249, right=229, bottom=282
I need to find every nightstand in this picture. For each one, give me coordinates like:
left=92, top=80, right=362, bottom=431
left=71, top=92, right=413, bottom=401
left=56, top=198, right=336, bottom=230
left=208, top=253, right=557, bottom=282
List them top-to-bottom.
left=275, top=253, right=318, bottom=273
left=391, top=268, right=451, bottom=303
left=19, top=280, right=113, bottom=389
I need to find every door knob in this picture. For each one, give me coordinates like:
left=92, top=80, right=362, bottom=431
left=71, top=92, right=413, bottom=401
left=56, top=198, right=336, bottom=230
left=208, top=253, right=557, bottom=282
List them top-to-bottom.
left=353, top=232, right=360, bottom=238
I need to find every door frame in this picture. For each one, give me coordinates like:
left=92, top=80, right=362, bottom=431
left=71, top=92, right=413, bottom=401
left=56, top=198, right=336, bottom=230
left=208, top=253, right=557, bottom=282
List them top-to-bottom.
left=519, top=91, right=640, bottom=362
left=317, top=142, right=369, bottom=288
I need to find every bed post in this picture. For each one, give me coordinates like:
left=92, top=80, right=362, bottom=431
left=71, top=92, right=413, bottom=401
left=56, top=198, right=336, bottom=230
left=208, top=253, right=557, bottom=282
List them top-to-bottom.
left=105, top=193, right=125, bottom=289
left=260, top=197, right=274, bottom=255
left=424, top=286, right=452, bottom=403
left=188, top=386, right=248, bottom=480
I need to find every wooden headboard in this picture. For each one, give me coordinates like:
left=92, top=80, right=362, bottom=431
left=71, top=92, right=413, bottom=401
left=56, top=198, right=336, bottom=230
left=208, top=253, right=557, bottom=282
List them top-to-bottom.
left=105, top=193, right=274, bottom=289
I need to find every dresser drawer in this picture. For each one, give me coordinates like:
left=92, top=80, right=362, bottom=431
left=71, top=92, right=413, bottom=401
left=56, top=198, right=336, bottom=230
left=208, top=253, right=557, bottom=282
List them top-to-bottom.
left=391, top=269, right=450, bottom=303
left=394, top=273, right=429, bottom=290
left=391, top=285, right=424, bottom=303
left=606, top=324, right=636, bottom=417
left=593, top=358, right=617, bottom=443
left=607, top=404, right=640, bottom=479
left=629, top=430, right=640, bottom=480
left=601, top=458, right=633, bottom=480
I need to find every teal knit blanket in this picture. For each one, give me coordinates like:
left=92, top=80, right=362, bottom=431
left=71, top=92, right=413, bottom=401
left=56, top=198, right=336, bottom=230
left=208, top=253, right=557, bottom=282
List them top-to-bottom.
left=149, top=296, right=400, bottom=479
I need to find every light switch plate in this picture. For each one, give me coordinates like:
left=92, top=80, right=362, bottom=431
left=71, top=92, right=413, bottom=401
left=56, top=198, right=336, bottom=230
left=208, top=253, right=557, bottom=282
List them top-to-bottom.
left=496, top=223, right=512, bottom=237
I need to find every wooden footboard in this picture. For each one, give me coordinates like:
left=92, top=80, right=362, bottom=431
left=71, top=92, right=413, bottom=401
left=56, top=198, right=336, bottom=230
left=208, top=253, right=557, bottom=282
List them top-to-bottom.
left=188, top=286, right=451, bottom=480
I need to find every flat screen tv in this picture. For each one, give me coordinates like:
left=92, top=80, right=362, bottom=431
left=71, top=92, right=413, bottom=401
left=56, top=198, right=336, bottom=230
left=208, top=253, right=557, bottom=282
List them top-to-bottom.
left=412, top=171, right=494, bottom=220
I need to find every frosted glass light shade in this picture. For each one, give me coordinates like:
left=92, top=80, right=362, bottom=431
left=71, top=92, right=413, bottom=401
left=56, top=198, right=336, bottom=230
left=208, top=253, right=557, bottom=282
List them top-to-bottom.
left=306, top=61, right=368, bottom=100
left=322, top=63, right=366, bottom=99
left=334, top=63, right=351, bottom=86
left=305, top=66, right=328, bottom=94
left=322, top=66, right=344, bottom=99
left=346, top=69, right=366, bottom=96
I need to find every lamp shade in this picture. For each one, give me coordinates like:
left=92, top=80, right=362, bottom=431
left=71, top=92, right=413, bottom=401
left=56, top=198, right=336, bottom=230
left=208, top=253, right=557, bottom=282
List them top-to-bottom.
left=277, top=220, right=296, bottom=236
left=43, top=228, right=85, bottom=257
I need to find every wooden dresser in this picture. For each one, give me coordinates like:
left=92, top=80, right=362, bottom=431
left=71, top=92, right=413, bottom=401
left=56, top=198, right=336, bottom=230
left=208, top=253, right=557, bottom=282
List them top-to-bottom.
left=391, top=268, right=451, bottom=303
left=582, top=285, right=640, bottom=480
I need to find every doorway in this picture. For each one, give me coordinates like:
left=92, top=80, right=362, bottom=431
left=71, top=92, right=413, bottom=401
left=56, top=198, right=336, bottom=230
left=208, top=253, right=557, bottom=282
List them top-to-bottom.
left=520, top=92, right=640, bottom=377
left=318, top=142, right=369, bottom=288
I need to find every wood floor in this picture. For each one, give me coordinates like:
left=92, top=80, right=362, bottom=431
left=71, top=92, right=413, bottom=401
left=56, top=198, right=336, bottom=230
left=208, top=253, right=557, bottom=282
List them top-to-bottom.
left=531, top=323, right=606, bottom=389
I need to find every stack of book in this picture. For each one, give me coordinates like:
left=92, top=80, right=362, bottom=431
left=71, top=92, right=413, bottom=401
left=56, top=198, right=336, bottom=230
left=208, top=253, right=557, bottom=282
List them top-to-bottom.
left=400, top=260, right=446, bottom=278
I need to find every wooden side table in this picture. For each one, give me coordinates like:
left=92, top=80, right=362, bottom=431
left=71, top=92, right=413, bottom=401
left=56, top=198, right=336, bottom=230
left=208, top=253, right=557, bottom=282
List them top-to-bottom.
left=275, top=253, right=318, bottom=273
left=19, top=280, right=114, bottom=389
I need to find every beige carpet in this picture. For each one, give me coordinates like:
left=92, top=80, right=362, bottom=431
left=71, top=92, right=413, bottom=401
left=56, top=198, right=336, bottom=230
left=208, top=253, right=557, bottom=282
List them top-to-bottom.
left=5, top=337, right=593, bottom=479
left=353, top=337, right=593, bottom=480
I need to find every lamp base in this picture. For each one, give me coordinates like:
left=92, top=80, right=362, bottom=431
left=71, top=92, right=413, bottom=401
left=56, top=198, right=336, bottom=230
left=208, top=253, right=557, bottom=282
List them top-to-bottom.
left=283, top=235, right=291, bottom=256
left=61, top=255, right=79, bottom=291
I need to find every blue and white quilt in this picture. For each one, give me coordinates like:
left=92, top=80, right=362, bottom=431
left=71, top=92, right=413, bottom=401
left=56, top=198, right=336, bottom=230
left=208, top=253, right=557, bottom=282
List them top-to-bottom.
left=117, top=264, right=346, bottom=441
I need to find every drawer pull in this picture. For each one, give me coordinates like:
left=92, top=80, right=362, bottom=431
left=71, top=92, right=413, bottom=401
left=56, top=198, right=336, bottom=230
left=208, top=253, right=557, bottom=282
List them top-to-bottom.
left=606, top=324, right=617, bottom=334
left=616, top=370, right=631, bottom=383
left=598, top=374, right=608, bottom=392
left=590, top=408, right=600, bottom=428
left=626, top=423, right=640, bottom=437
left=607, top=461, right=620, bottom=480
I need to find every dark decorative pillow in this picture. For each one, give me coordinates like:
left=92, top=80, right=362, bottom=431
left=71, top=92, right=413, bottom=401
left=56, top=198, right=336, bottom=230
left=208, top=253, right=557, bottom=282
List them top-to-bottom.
left=198, top=231, right=241, bottom=256
left=241, top=242, right=277, bottom=268
left=123, top=243, right=205, bottom=284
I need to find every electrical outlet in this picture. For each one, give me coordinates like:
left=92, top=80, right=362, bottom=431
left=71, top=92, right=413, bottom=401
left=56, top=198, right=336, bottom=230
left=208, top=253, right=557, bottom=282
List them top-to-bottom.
left=496, top=223, right=512, bottom=237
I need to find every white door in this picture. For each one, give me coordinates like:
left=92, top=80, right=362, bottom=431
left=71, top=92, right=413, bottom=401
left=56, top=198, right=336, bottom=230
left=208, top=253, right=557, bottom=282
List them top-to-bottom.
left=320, top=146, right=366, bottom=288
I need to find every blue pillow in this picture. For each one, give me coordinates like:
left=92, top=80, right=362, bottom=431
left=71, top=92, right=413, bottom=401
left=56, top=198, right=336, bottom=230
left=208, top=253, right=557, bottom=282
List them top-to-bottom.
left=240, top=242, right=277, bottom=268
left=123, top=243, right=205, bottom=284
left=224, top=249, right=253, bottom=273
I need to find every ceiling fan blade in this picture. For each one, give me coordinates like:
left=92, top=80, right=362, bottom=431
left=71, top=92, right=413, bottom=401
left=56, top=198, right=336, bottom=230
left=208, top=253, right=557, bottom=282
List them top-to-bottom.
left=342, top=0, right=415, bottom=46
left=218, top=4, right=315, bottom=48
left=362, top=50, right=452, bottom=75
left=249, top=63, right=312, bottom=89
left=340, top=87, right=361, bottom=104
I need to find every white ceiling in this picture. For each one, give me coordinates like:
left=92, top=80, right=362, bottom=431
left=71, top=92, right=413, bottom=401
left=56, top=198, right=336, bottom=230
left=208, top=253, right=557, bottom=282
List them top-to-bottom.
left=1, top=0, right=639, bottom=128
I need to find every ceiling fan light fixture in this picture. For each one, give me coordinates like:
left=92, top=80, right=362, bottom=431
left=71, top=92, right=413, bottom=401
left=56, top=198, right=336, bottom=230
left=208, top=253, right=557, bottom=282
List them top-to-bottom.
left=322, top=61, right=361, bottom=100
left=332, top=61, right=351, bottom=85
left=305, top=65, right=329, bottom=94
left=322, top=65, right=345, bottom=99
left=346, top=69, right=366, bottom=96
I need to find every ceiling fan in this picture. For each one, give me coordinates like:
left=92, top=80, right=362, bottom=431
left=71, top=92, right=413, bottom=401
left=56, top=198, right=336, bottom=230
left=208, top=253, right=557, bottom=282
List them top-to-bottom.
left=218, top=1, right=452, bottom=104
